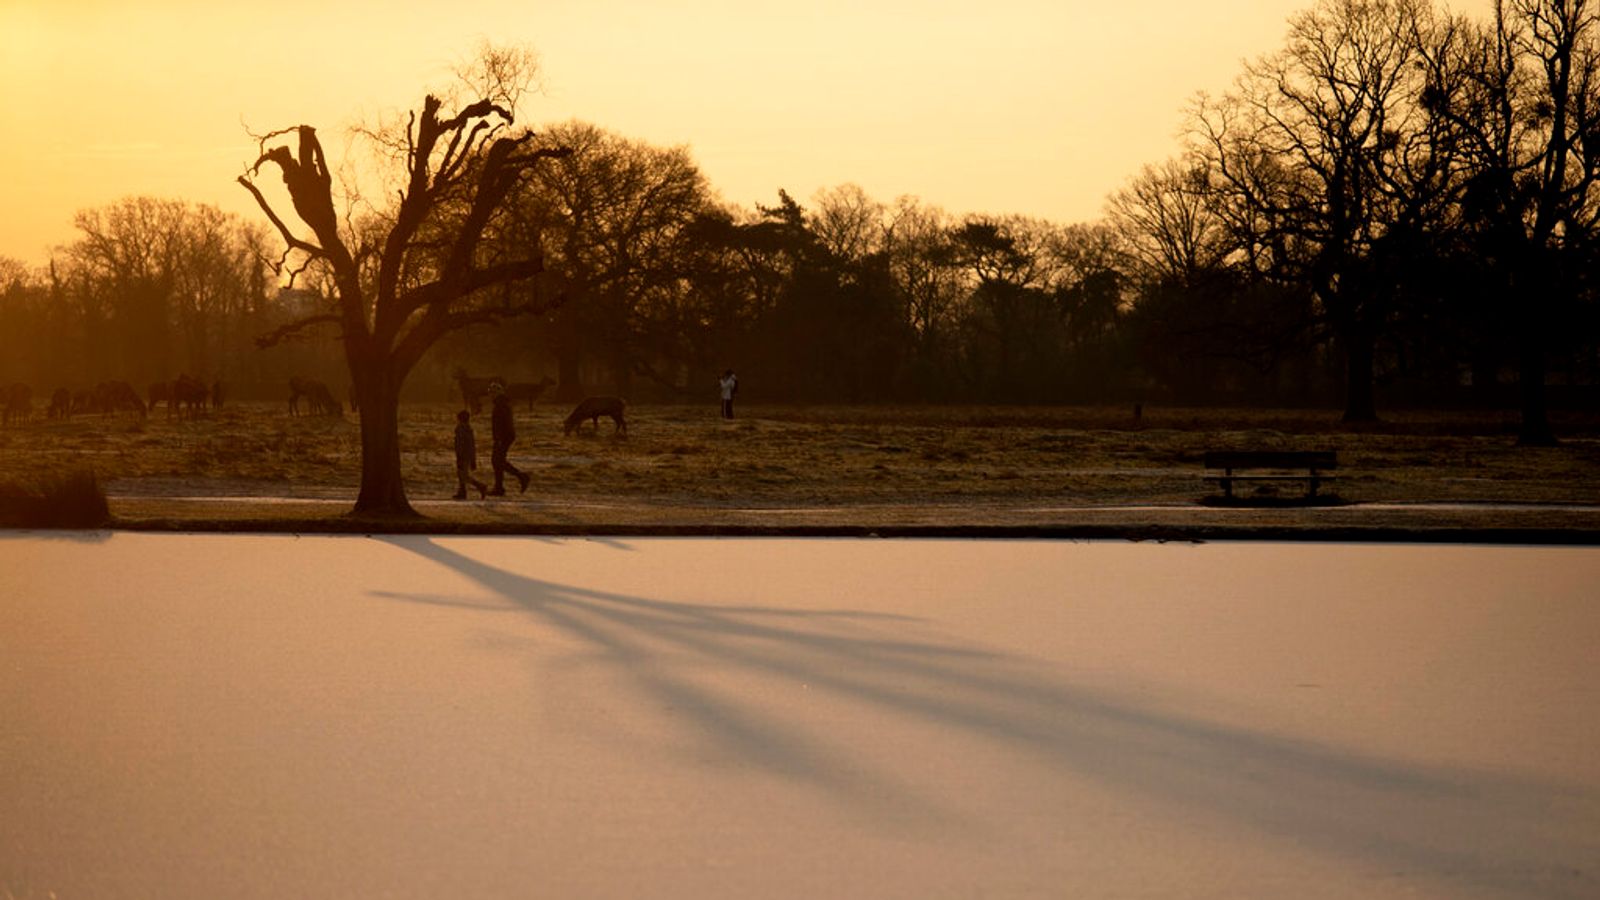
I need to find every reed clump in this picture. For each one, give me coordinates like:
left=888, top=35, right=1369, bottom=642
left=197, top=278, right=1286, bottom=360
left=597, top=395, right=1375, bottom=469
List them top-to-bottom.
left=0, top=467, right=111, bottom=528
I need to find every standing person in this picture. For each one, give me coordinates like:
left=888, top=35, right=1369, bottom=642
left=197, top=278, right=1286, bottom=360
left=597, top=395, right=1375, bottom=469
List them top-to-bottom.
left=719, top=368, right=739, bottom=420
left=488, top=383, right=531, bottom=496
left=452, top=409, right=489, bottom=500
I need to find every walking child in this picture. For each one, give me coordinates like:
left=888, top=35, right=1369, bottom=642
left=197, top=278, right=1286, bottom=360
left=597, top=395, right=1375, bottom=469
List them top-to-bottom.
left=453, top=409, right=489, bottom=500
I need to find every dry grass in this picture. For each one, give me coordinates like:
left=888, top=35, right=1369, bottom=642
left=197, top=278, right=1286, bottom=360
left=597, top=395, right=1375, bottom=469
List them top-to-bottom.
left=2, top=402, right=1598, bottom=518
left=0, top=467, right=111, bottom=528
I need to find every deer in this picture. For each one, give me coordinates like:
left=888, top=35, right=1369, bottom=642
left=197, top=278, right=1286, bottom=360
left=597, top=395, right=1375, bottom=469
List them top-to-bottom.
left=451, top=367, right=504, bottom=414
left=172, top=374, right=209, bottom=419
left=289, top=376, right=340, bottom=417
left=502, top=376, right=556, bottom=411
left=149, top=379, right=174, bottom=417
left=94, top=381, right=146, bottom=418
left=2, top=383, right=31, bottom=426
left=47, top=387, right=72, bottom=420
left=562, top=396, right=628, bottom=437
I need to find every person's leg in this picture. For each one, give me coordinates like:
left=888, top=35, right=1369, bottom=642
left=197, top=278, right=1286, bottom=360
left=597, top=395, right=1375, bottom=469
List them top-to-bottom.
left=490, top=443, right=508, bottom=493
left=454, top=465, right=469, bottom=499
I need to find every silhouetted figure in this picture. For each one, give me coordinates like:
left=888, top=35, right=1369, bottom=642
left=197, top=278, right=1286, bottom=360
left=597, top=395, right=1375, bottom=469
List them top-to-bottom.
left=452, top=367, right=505, bottom=414
left=719, top=368, right=738, bottom=420
left=172, top=374, right=208, bottom=419
left=288, top=376, right=340, bottom=416
left=504, top=376, right=557, bottom=411
left=149, top=380, right=174, bottom=417
left=211, top=380, right=224, bottom=410
left=94, top=381, right=145, bottom=419
left=2, top=383, right=31, bottom=426
left=488, top=384, right=530, bottom=496
left=47, top=387, right=71, bottom=420
left=562, top=396, right=628, bottom=437
left=452, top=410, right=489, bottom=500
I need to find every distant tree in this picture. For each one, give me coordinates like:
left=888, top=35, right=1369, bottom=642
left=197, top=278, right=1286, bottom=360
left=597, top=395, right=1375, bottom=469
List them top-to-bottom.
left=1194, top=0, right=1462, bottom=421
left=1442, top=0, right=1600, bottom=443
left=241, top=55, right=569, bottom=517
left=512, top=121, right=710, bottom=400
left=1111, top=157, right=1326, bottom=401
left=1108, top=158, right=1233, bottom=289
left=809, top=183, right=886, bottom=262
left=724, top=190, right=904, bottom=402
left=53, top=197, right=269, bottom=386
left=67, top=197, right=185, bottom=382
left=882, top=197, right=964, bottom=396
left=948, top=216, right=1068, bottom=399
left=0, top=257, right=43, bottom=385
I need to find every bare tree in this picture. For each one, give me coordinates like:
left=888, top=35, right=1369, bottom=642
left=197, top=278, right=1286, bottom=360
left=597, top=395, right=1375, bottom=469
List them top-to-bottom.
left=1194, top=0, right=1460, bottom=422
left=1440, top=0, right=1600, bottom=444
left=241, top=80, right=569, bottom=517
left=516, top=121, right=710, bottom=400
left=1108, top=157, right=1233, bottom=288
left=809, top=183, right=887, bottom=262
left=883, top=197, right=963, bottom=384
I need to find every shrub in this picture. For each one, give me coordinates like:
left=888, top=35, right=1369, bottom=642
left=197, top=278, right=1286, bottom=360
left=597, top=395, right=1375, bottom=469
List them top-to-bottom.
left=0, top=468, right=111, bottom=528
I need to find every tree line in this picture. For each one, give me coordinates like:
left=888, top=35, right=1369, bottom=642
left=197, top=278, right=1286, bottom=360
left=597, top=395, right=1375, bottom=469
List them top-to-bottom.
left=2, top=0, right=1597, bottom=448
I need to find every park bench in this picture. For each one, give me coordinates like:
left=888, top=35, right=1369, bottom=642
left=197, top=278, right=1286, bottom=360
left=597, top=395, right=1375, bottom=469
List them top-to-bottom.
left=1203, top=450, right=1338, bottom=500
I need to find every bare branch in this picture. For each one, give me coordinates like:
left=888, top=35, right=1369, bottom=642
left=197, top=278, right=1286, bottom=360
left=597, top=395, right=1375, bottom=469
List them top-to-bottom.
left=236, top=174, right=324, bottom=257
left=254, top=313, right=341, bottom=349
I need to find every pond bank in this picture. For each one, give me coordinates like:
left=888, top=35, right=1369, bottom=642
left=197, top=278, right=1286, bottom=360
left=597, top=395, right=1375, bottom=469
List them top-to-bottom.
left=102, top=491, right=1600, bottom=543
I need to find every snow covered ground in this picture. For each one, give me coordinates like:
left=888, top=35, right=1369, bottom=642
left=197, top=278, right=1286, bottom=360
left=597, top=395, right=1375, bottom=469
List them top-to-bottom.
left=2, top=533, right=1597, bottom=898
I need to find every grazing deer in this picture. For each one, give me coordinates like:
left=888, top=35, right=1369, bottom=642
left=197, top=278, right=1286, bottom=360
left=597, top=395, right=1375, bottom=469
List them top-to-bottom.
left=452, top=367, right=505, bottom=414
left=172, top=374, right=208, bottom=419
left=289, top=376, right=341, bottom=416
left=503, top=376, right=556, bottom=411
left=149, top=379, right=174, bottom=417
left=94, top=381, right=146, bottom=418
left=2, top=383, right=32, bottom=426
left=48, top=387, right=72, bottom=420
left=562, top=396, right=628, bottom=437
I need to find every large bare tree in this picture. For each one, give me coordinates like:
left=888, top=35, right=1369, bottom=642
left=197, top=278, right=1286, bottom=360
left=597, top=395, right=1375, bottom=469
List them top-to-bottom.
left=1194, top=0, right=1462, bottom=422
left=1442, top=0, right=1600, bottom=444
left=241, top=90, right=568, bottom=517
left=512, top=121, right=709, bottom=400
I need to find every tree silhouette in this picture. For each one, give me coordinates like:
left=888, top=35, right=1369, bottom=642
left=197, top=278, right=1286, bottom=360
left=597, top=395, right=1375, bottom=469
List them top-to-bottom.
left=1195, top=0, right=1460, bottom=422
left=1441, top=0, right=1600, bottom=445
left=241, top=91, right=569, bottom=517
left=513, top=122, right=710, bottom=401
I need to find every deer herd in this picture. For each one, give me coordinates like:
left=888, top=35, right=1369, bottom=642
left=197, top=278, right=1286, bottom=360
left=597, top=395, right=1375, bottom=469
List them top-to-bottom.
left=3, top=369, right=629, bottom=438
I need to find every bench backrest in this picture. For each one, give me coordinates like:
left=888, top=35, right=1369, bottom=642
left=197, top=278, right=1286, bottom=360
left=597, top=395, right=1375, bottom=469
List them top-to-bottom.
left=1204, top=450, right=1337, bottom=470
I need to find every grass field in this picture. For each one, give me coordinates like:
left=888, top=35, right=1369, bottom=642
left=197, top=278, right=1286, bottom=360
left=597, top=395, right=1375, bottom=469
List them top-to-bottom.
left=3, top=401, right=1599, bottom=527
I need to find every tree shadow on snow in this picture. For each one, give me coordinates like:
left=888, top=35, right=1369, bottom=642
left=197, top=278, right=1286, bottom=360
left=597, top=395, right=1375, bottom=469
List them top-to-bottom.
left=372, top=535, right=1598, bottom=899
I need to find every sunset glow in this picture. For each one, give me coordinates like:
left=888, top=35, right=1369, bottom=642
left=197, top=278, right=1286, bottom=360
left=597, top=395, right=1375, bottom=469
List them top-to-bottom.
left=0, top=0, right=1455, bottom=265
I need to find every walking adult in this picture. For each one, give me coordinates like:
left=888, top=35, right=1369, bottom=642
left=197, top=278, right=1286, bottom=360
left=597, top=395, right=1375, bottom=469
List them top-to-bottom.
left=719, top=368, right=739, bottom=420
left=488, top=383, right=531, bottom=496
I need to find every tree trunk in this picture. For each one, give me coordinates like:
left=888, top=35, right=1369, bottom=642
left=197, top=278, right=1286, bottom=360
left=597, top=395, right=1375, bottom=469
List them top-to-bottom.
left=554, top=304, right=585, bottom=403
left=1340, top=331, right=1379, bottom=423
left=350, top=365, right=418, bottom=517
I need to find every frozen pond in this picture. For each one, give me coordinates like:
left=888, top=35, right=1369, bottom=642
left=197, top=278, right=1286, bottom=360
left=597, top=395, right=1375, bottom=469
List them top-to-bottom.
left=2, top=534, right=1598, bottom=899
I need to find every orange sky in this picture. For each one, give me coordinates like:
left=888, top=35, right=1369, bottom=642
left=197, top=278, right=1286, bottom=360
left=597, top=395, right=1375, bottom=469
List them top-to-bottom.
left=0, top=0, right=1491, bottom=266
